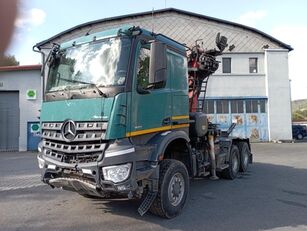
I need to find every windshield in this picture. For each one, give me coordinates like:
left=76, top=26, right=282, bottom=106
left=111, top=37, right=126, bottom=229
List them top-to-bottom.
left=46, top=37, right=131, bottom=92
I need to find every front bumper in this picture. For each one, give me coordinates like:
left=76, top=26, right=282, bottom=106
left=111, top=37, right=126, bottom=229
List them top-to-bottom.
left=37, top=147, right=156, bottom=197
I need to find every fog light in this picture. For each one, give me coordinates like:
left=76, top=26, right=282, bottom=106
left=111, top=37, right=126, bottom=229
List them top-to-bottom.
left=37, top=155, right=45, bottom=169
left=102, top=163, right=131, bottom=183
left=47, top=164, right=57, bottom=170
left=82, top=169, right=92, bottom=175
left=117, top=184, right=131, bottom=191
left=117, top=185, right=127, bottom=191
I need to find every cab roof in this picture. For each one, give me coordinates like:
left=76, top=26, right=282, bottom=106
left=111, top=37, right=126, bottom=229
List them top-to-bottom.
left=53, top=25, right=186, bottom=54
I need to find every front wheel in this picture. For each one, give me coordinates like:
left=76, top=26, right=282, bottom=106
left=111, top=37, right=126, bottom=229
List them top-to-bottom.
left=150, top=159, right=189, bottom=218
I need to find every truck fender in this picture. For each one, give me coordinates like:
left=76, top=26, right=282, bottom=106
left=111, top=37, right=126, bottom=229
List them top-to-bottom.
left=147, top=130, right=190, bottom=162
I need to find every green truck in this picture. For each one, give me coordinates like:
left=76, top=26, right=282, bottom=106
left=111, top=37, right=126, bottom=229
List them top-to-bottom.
left=34, top=26, right=252, bottom=218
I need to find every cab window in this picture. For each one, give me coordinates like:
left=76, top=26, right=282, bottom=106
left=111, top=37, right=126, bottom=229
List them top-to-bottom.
left=136, top=42, right=165, bottom=90
left=136, top=46, right=151, bottom=89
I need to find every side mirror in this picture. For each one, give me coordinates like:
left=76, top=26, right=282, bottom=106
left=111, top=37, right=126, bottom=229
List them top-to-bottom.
left=149, top=41, right=167, bottom=85
left=47, top=44, right=61, bottom=67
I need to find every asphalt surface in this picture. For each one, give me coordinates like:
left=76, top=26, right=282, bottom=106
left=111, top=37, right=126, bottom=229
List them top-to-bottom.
left=1, top=143, right=307, bottom=231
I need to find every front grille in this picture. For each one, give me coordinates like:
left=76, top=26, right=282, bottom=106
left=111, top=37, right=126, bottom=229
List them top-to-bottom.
left=42, top=121, right=107, bottom=164
left=42, top=122, right=107, bottom=142
left=42, top=122, right=107, bottom=131
left=42, top=130, right=104, bottom=142
left=43, top=140, right=105, bottom=153
left=44, top=149, right=101, bottom=164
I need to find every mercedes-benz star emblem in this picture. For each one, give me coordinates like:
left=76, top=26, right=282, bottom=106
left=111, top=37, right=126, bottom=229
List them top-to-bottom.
left=61, top=120, right=77, bottom=142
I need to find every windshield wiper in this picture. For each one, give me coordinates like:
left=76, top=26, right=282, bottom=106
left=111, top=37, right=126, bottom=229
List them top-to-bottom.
left=58, top=77, right=108, bottom=98
left=84, top=82, right=108, bottom=98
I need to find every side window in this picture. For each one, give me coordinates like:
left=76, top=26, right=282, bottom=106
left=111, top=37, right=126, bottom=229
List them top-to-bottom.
left=136, top=42, right=166, bottom=91
left=137, top=46, right=151, bottom=89
left=168, top=50, right=187, bottom=91
left=222, top=57, right=231, bottom=73
left=249, top=58, right=258, bottom=73
left=204, top=99, right=215, bottom=114
left=245, top=99, right=258, bottom=113
left=259, top=99, right=266, bottom=113
left=216, top=100, right=229, bottom=114
left=231, top=100, right=244, bottom=113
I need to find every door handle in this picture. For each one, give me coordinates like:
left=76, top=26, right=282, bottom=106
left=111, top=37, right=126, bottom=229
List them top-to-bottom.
left=162, top=117, right=171, bottom=125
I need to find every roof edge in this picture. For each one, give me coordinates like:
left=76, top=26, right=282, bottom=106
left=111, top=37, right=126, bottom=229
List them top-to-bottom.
left=34, top=8, right=293, bottom=51
left=0, top=65, right=42, bottom=72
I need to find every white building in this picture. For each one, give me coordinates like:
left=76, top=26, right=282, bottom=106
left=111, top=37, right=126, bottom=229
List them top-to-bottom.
left=0, top=8, right=292, bottom=151
left=35, top=8, right=293, bottom=142
left=0, top=65, right=42, bottom=151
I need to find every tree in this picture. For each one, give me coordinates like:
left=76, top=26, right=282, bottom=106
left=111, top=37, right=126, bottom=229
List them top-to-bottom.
left=0, top=55, right=19, bottom=66
left=292, top=109, right=307, bottom=121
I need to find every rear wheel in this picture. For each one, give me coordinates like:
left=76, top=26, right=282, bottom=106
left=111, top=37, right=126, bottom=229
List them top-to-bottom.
left=297, top=133, right=303, bottom=140
left=238, top=142, right=250, bottom=172
left=222, top=145, right=240, bottom=179
left=150, top=159, right=189, bottom=218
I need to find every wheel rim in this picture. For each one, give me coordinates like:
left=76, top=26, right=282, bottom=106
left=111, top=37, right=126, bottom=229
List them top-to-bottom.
left=298, top=134, right=303, bottom=139
left=232, top=153, right=239, bottom=173
left=168, top=172, right=185, bottom=207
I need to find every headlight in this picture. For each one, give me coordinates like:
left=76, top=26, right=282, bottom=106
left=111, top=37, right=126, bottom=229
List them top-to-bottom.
left=37, top=155, right=45, bottom=169
left=102, top=163, right=132, bottom=183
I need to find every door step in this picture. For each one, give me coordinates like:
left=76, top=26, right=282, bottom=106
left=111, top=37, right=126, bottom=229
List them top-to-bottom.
left=138, top=191, right=157, bottom=216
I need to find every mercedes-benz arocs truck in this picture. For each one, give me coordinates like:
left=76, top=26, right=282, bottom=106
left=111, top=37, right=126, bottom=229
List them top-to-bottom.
left=34, top=25, right=252, bottom=218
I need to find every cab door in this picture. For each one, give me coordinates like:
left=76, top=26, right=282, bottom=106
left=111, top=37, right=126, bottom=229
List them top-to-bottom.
left=129, top=40, right=171, bottom=137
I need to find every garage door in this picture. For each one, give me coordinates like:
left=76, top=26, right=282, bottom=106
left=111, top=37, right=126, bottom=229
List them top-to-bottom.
left=0, top=91, right=20, bottom=151
left=204, top=98, right=269, bottom=141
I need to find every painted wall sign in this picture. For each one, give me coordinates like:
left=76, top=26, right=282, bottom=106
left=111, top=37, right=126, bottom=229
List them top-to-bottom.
left=26, top=89, right=37, bottom=100
left=30, top=123, right=40, bottom=133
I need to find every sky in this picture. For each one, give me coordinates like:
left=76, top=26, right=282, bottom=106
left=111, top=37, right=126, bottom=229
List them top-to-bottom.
left=6, top=0, right=307, bottom=100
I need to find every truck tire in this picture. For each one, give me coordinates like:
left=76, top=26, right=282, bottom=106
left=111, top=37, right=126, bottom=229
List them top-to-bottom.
left=238, top=142, right=250, bottom=172
left=222, top=145, right=240, bottom=179
left=150, top=159, right=189, bottom=218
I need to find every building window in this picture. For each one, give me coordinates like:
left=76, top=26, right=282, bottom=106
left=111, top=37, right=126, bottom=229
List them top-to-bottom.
left=222, top=58, right=231, bottom=73
left=249, top=58, right=258, bottom=73
left=204, top=99, right=215, bottom=114
left=245, top=99, right=258, bottom=113
left=216, top=100, right=229, bottom=114
left=231, top=100, right=244, bottom=113
left=259, top=100, right=266, bottom=113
